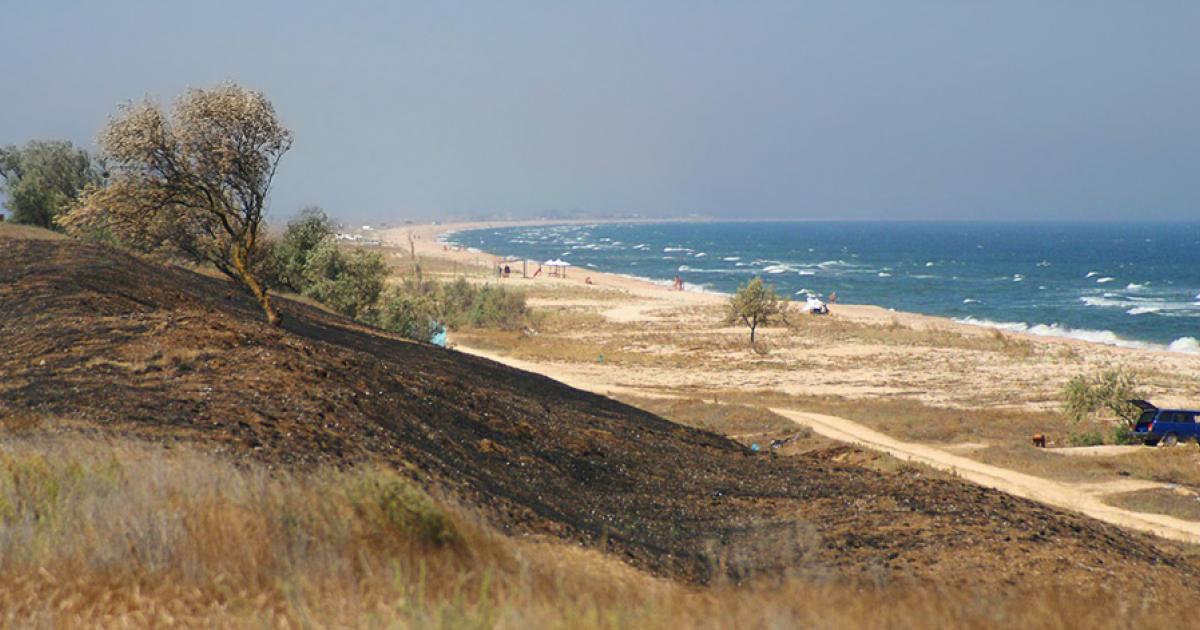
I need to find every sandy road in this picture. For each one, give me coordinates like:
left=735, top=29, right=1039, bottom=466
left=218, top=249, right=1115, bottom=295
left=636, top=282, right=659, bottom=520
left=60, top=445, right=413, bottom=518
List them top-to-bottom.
left=769, top=409, right=1200, bottom=544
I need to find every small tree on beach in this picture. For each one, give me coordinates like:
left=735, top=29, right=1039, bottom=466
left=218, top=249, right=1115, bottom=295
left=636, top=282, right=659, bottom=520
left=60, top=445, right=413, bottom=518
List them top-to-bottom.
left=62, top=83, right=293, bottom=325
left=727, top=277, right=784, bottom=345
left=1063, top=367, right=1145, bottom=431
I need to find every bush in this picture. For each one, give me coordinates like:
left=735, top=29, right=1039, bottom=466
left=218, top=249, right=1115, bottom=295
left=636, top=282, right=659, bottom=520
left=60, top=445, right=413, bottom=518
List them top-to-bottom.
left=272, top=206, right=335, bottom=291
left=301, top=240, right=388, bottom=319
left=430, top=278, right=527, bottom=331
left=461, top=284, right=527, bottom=330
left=373, top=287, right=440, bottom=341
left=1062, top=367, right=1144, bottom=430
left=341, top=468, right=459, bottom=547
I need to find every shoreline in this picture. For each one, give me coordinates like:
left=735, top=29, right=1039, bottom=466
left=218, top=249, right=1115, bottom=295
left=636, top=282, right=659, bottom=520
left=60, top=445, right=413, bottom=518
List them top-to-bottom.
left=386, top=219, right=1200, bottom=358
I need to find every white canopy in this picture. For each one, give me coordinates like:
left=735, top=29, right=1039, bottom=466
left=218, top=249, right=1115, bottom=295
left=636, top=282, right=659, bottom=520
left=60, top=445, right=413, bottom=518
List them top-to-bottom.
left=543, top=259, right=572, bottom=267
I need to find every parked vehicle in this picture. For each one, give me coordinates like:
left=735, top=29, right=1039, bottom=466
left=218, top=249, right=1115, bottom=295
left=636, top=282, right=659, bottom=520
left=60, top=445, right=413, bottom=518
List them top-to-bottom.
left=1129, top=400, right=1200, bottom=446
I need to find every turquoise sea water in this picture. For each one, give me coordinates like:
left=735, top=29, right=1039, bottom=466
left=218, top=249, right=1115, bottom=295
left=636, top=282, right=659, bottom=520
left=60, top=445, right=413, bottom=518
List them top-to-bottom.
left=446, top=222, right=1200, bottom=353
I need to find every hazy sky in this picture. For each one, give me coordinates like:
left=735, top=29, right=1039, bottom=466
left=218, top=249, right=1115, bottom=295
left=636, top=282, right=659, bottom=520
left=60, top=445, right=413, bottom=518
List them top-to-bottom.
left=2, top=1, right=1198, bottom=222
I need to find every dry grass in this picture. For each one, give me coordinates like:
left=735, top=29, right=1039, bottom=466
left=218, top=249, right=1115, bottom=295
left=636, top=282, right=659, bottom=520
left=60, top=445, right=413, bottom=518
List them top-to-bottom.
left=0, top=222, right=68, bottom=241
left=785, top=313, right=1038, bottom=359
left=619, top=395, right=817, bottom=449
left=1, top=434, right=1198, bottom=628
left=975, top=444, right=1200, bottom=487
left=1104, top=487, right=1200, bottom=522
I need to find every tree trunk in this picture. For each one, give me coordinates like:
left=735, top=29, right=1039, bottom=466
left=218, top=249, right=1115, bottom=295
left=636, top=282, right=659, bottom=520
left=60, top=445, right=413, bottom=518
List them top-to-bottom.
left=231, top=251, right=281, bottom=326
left=749, top=323, right=757, bottom=344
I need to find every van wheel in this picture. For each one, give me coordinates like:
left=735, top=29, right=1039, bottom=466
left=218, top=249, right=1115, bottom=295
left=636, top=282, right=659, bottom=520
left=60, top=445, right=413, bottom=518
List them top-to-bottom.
left=1162, top=433, right=1179, bottom=447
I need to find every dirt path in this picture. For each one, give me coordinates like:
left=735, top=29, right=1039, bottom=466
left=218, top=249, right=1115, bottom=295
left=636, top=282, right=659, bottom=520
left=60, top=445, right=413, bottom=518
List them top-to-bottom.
left=452, top=343, right=1200, bottom=545
left=774, top=409, right=1200, bottom=544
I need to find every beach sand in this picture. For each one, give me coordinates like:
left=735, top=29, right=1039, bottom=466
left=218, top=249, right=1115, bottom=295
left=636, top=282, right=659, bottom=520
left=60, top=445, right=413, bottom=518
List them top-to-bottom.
left=384, top=220, right=1200, bottom=411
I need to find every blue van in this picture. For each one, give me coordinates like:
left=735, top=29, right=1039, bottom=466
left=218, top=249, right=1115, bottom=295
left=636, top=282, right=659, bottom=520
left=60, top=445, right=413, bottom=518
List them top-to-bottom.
left=1130, top=400, right=1200, bottom=446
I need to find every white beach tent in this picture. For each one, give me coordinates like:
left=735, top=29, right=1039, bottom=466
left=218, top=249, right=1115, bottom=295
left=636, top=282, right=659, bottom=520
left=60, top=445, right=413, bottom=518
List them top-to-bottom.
left=543, top=259, right=572, bottom=278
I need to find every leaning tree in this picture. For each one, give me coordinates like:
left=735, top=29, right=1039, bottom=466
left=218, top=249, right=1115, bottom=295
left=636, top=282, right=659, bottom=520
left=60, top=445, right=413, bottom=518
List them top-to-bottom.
left=63, top=83, right=293, bottom=325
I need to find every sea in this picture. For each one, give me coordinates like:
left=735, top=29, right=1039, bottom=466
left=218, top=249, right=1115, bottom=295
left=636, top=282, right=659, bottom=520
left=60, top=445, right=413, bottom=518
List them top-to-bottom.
left=445, top=221, right=1200, bottom=354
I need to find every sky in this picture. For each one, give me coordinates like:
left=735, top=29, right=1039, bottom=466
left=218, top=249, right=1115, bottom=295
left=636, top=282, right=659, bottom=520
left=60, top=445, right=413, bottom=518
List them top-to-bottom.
left=2, top=1, right=1198, bottom=222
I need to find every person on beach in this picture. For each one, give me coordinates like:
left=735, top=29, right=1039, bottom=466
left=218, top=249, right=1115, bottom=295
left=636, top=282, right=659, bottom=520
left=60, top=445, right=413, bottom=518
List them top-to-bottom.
left=673, top=275, right=683, bottom=291
left=585, top=276, right=594, bottom=285
left=829, top=291, right=838, bottom=304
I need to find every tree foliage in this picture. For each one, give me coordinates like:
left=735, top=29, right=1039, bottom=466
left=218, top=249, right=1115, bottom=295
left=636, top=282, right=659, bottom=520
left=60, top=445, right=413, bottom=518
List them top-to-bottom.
left=62, top=83, right=293, bottom=325
left=0, top=140, right=100, bottom=229
left=273, top=206, right=335, bottom=291
left=300, top=241, right=388, bottom=320
left=727, top=277, right=785, bottom=344
left=372, top=287, right=441, bottom=341
left=1062, top=367, right=1145, bottom=428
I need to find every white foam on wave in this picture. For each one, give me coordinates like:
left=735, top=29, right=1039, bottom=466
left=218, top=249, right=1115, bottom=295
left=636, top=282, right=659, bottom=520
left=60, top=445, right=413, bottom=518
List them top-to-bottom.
left=664, top=247, right=692, bottom=253
left=694, top=252, right=707, bottom=258
left=723, top=256, right=741, bottom=261
left=762, top=264, right=792, bottom=274
left=797, top=270, right=816, bottom=276
left=1086, top=271, right=1099, bottom=278
left=877, top=272, right=892, bottom=277
left=1013, top=274, right=1025, bottom=282
left=1096, top=277, right=1115, bottom=284
left=1126, top=282, right=1148, bottom=290
left=1081, top=296, right=1125, bottom=308
left=963, top=298, right=980, bottom=304
left=1127, top=306, right=1160, bottom=315
left=956, top=317, right=1200, bottom=354
left=1169, top=337, right=1200, bottom=353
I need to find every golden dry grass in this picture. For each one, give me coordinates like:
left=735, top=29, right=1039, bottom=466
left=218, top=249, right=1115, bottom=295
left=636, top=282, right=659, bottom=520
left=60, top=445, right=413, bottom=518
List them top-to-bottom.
left=2, top=434, right=1199, bottom=628
left=1104, top=487, right=1200, bottom=522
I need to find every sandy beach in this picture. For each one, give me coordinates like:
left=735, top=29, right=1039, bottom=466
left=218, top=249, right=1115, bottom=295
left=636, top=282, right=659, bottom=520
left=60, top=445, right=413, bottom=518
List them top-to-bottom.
left=385, top=220, right=1200, bottom=410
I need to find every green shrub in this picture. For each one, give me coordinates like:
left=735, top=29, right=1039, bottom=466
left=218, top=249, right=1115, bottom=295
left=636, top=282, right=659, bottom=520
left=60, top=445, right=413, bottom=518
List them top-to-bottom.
left=272, top=206, right=335, bottom=291
left=301, top=240, right=388, bottom=319
left=430, top=278, right=527, bottom=331
left=462, top=284, right=527, bottom=330
left=373, top=287, right=440, bottom=341
left=1062, top=367, right=1144, bottom=429
left=341, top=468, right=459, bottom=547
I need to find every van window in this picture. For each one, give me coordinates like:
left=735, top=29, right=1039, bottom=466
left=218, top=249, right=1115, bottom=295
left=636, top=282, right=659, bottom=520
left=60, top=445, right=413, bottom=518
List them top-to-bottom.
left=1137, top=410, right=1157, bottom=425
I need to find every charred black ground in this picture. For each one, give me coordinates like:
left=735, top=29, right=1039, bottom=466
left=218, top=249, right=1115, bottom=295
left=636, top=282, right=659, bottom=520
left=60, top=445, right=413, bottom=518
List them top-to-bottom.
left=1, top=232, right=1195, bottom=588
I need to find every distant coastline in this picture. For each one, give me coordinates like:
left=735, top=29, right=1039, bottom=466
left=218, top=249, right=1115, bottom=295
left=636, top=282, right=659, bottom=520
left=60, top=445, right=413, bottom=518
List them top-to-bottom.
left=424, top=219, right=1200, bottom=356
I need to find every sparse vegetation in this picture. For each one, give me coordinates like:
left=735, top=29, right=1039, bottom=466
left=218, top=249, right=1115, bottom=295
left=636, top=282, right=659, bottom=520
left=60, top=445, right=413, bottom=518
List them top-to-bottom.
left=727, top=277, right=785, bottom=345
left=1063, top=367, right=1145, bottom=431
left=0, top=435, right=1196, bottom=627
left=1104, top=487, right=1200, bottom=522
